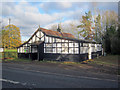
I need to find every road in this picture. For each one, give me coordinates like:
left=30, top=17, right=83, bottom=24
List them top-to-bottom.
left=2, top=63, right=119, bottom=88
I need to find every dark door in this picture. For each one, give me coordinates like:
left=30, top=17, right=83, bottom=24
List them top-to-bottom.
left=38, top=42, right=44, bottom=61
left=31, top=45, right=38, bottom=60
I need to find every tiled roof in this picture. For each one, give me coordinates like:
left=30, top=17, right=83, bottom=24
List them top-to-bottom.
left=17, top=27, right=98, bottom=48
left=40, top=27, right=75, bottom=38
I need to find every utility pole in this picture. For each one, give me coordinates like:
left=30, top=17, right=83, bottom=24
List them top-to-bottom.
left=9, top=18, right=11, bottom=26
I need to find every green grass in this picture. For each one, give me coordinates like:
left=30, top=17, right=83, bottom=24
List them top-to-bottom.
left=1, top=48, right=18, bottom=59
left=4, top=49, right=17, bottom=52
left=0, top=53, right=2, bottom=59
left=3, top=54, right=119, bottom=67
left=88, top=55, right=119, bottom=66
left=4, top=58, right=32, bottom=62
left=89, top=60, right=116, bottom=66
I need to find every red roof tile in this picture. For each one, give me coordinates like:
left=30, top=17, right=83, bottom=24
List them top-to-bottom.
left=17, top=27, right=75, bottom=48
left=40, top=27, right=75, bottom=38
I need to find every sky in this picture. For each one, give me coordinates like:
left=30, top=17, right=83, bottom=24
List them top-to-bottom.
left=0, top=0, right=119, bottom=41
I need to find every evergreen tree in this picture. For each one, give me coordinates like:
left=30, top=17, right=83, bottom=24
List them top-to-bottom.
left=77, top=11, right=95, bottom=40
left=94, top=14, right=102, bottom=43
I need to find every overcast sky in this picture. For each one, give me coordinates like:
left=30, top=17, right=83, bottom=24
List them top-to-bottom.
left=0, top=0, right=119, bottom=41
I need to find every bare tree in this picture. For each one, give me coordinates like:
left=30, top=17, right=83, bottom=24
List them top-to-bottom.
left=49, top=24, right=58, bottom=31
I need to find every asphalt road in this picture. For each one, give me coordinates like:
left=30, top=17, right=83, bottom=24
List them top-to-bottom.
left=2, top=63, right=119, bottom=88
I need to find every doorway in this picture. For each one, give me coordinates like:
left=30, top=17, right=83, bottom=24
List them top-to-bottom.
left=31, top=41, right=44, bottom=60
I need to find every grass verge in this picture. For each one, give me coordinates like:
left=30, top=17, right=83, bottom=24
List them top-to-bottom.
left=4, top=49, right=17, bottom=52
left=3, top=55, right=119, bottom=67
left=87, top=55, right=119, bottom=66
left=3, top=58, right=32, bottom=62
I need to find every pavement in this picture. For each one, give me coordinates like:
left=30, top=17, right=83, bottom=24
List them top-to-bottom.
left=1, top=62, right=119, bottom=88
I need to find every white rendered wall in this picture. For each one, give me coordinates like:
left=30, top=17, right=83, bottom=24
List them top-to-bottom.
left=88, top=43, right=92, bottom=59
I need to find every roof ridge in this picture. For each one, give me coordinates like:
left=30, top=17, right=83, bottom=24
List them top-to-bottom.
left=40, top=27, right=75, bottom=38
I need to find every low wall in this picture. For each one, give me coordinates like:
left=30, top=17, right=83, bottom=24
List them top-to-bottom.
left=18, top=51, right=102, bottom=62
left=43, top=53, right=88, bottom=62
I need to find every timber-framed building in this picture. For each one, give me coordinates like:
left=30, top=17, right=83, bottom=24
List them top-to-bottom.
left=17, top=27, right=102, bottom=62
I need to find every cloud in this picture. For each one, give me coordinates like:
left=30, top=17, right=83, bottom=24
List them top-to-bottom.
left=1, top=1, right=118, bottom=41
left=0, top=2, right=86, bottom=41
left=1, top=2, right=58, bottom=34
left=40, top=2, right=73, bottom=13
left=58, top=2, right=72, bottom=8
left=44, top=19, right=80, bottom=38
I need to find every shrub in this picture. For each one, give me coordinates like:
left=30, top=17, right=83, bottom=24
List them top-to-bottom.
left=2, top=52, right=18, bottom=59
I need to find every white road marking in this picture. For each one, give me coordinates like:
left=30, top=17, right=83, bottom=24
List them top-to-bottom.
left=4, top=66, right=118, bottom=82
left=0, top=78, right=20, bottom=84
left=0, top=78, right=36, bottom=87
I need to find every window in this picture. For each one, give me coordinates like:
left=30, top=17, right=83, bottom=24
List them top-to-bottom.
left=54, top=38, right=56, bottom=42
left=56, top=38, right=61, bottom=42
left=62, top=39, right=64, bottom=42
left=64, top=40, right=68, bottom=42
left=53, top=43, right=56, bottom=47
left=57, top=43, right=61, bottom=47
left=62, top=43, right=65, bottom=47
left=62, top=43, right=68, bottom=47
left=64, top=43, right=68, bottom=47
left=69, top=43, right=73, bottom=47
left=74, top=43, right=78, bottom=47
left=80, top=43, right=81, bottom=46
left=81, top=43, right=83, bottom=47
left=83, top=43, right=89, bottom=47
left=46, top=44, right=52, bottom=47
left=32, top=46, right=37, bottom=53
left=24, top=47, right=29, bottom=53
left=62, top=47, right=68, bottom=54
left=80, top=47, right=89, bottom=54
left=91, top=47, right=95, bottom=52
left=45, top=48, right=53, bottom=53
left=53, top=48, right=56, bottom=53
left=57, top=48, right=61, bottom=53
left=69, top=48, right=74, bottom=54
left=75, top=48, right=79, bottom=54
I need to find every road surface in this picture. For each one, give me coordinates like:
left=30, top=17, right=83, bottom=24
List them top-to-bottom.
left=2, top=63, right=119, bottom=88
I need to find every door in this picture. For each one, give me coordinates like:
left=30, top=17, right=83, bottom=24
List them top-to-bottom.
left=38, top=42, right=44, bottom=61
left=31, top=45, right=38, bottom=60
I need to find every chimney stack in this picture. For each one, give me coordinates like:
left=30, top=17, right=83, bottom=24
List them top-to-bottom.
left=57, top=24, right=61, bottom=32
